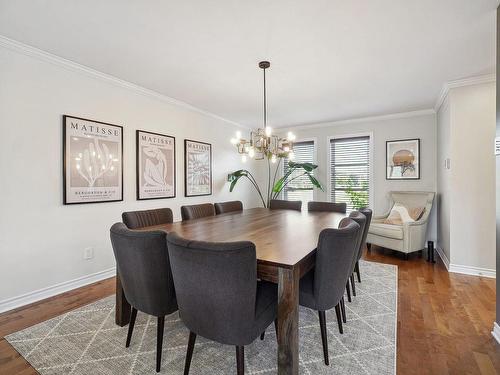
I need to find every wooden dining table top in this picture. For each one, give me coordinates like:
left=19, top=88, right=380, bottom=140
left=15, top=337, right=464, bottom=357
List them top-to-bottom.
left=136, top=207, right=346, bottom=268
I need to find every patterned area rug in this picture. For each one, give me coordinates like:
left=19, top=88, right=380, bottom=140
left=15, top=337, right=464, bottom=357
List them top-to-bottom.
left=6, top=260, right=397, bottom=374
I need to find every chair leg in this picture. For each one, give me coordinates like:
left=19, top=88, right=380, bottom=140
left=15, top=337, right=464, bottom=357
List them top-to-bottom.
left=367, top=243, right=371, bottom=252
left=355, top=261, right=361, bottom=283
left=350, top=274, right=356, bottom=297
left=346, top=281, right=352, bottom=302
left=340, top=296, right=347, bottom=323
left=334, top=304, right=343, bottom=334
left=125, top=307, right=137, bottom=348
left=318, top=311, right=329, bottom=365
left=156, top=316, right=165, bottom=373
left=274, top=319, right=278, bottom=341
left=184, top=331, right=197, bottom=375
left=236, top=346, right=244, bottom=375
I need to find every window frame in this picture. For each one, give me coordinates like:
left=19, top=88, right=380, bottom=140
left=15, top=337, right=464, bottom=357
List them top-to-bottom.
left=326, top=133, right=374, bottom=209
left=282, top=137, right=317, bottom=202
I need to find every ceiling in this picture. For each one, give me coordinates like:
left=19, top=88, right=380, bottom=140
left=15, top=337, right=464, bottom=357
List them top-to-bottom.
left=0, top=0, right=497, bottom=128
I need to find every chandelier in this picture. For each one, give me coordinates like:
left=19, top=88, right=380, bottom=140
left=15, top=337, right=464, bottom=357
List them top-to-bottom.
left=231, top=61, right=296, bottom=163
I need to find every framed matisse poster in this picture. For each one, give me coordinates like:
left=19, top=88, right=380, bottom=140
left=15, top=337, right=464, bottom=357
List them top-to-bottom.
left=63, top=115, right=123, bottom=204
left=136, top=130, right=176, bottom=200
left=386, top=138, right=420, bottom=180
left=184, top=139, right=212, bottom=197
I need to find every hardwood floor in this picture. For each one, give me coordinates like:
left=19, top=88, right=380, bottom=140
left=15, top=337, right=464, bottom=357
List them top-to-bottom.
left=0, top=247, right=498, bottom=374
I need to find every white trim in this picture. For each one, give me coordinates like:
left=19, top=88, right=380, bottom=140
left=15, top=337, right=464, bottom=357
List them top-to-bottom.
left=0, top=35, right=247, bottom=129
left=435, top=74, right=496, bottom=112
left=280, top=109, right=435, bottom=132
left=326, top=132, right=374, bottom=209
left=435, top=245, right=450, bottom=270
left=448, top=264, right=496, bottom=279
left=0, top=267, right=116, bottom=314
left=492, top=322, right=500, bottom=345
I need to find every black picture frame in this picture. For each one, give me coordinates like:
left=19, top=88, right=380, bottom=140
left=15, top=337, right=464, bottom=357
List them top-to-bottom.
left=63, top=115, right=124, bottom=205
left=136, top=129, right=176, bottom=200
left=386, top=138, right=421, bottom=180
left=184, top=139, right=212, bottom=197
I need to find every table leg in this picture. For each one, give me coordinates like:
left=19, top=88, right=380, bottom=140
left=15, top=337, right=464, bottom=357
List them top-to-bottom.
left=277, top=266, right=300, bottom=375
left=115, top=271, right=131, bottom=326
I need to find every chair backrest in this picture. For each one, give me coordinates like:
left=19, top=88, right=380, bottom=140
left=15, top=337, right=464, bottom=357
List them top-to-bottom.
left=389, top=191, right=435, bottom=222
left=269, top=199, right=302, bottom=211
left=214, top=200, right=243, bottom=215
left=308, top=201, right=346, bottom=213
left=181, top=203, right=216, bottom=221
left=122, top=208, right=173, bottom=229
left=357, top=208, right=373, bottom=261
left=348, top=211, right=367, bottom=270
left=313, top=218, right=360, bottom=311
left=110, top=223, right=177, bottom=317
left=167, top=233, right=257, bottom=345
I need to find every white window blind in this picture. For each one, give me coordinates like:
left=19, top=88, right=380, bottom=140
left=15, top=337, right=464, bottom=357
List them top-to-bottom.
left=330, top=136, right=370, bottom=211
left=283, top=140, right=315, bottom=205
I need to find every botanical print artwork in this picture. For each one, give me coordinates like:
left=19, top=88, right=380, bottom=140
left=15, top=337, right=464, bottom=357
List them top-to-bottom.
left=63, top=115, right=123, bottom=204
left=137, top=130, right=175, bottom=200
left=386, top=138, right=420, bottom=179
left=185, top=139, right=212, bottom=196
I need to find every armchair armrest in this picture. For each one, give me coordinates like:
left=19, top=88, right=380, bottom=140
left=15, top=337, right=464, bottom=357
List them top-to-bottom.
left=403, top=219, right=428, bottom=252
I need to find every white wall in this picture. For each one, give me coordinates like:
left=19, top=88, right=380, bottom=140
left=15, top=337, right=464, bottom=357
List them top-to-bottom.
left=0, top=45, right=260, bottom=310
left=436, top=81, right=496, bottom=275
left=452, top=83, right=496, bottom=271
left=437, top=96, right=452, bottom=262
left=280, top=113, right=438, bottom=240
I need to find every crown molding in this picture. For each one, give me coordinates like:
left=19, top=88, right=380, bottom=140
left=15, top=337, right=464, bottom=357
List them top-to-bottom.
left=0, top=35, right=249, bottom=129
left=434, top=74, right=496, bottom=112
left=279, top=109, right=436, bottom=132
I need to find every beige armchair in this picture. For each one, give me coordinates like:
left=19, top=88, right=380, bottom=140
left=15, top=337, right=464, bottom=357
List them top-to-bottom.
left=366, top=191, right=435, bottom=256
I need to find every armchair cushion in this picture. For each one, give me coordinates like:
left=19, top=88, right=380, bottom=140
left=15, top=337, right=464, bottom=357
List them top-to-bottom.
left=384, top=203, right=424, bottom=225
left=368, top=223, right=404, bottom=240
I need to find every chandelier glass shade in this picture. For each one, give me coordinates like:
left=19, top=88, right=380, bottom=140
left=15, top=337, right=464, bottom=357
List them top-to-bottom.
left=231, top=61, right=295, bottom=163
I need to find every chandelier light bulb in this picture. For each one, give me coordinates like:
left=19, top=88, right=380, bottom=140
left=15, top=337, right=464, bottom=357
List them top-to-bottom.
left=265, top=127, right=272, bottom=137
left=236, top=131, right=242, bottom=140
left=287, top=132, right=296, bottom=141
left=230, top=138, right=237, bottom=145
left=284, top=146, right=290, bottom=152
left=248, top=148, right=255, bottom=158
left=288, top=151, right=295, bottom=160
left=271, top=154, right=277, bottom=163
left=242, top=155, right=247, bottom=163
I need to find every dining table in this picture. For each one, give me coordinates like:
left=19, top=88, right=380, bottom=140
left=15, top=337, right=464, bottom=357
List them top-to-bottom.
left=114, top=207, right=346, bottom=374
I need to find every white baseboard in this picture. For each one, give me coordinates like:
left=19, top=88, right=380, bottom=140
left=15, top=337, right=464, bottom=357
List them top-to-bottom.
left=434, top=245, right=495, bottom=278
left=435, top=245, right=450, bottom=270
left=448, top=264, right=496, bottom=278
left=0, top=267, right=116, bottom=314
left=493, top=322, right=500, bottom=345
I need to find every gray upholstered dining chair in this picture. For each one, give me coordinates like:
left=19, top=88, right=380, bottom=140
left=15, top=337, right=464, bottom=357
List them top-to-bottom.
left=269, top=199, right=302, bottom=211
left=214, top=200, right=243, bottom=215
left=307, top=201, right=347, bottom=213
left=181, top=203, right=216, bottom=220
left=122, top=208, right=173, bottom=229
left=354, top=208, right=373, bottom=283
left=345, top=211, right=367, bottom=302
left=298, top=218, right=361, bottom=365
left=299, top=218, right=361, bottom=365
left=110, top=223, right=177, bottom=373
left=166, top=233, right=278, bottom=375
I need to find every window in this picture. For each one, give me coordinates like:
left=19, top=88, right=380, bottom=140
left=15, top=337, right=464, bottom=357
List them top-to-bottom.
left=330, top=136, right=370, bottom=211
left=283, top=140, right=315, bottom=205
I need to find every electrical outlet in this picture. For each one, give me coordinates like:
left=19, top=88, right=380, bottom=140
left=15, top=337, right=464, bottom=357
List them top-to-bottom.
left=83, top=247, right=94, bottom=260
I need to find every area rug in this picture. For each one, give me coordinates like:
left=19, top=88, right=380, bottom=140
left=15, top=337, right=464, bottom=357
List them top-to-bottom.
left=6, top=260, right=397, bottom=374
